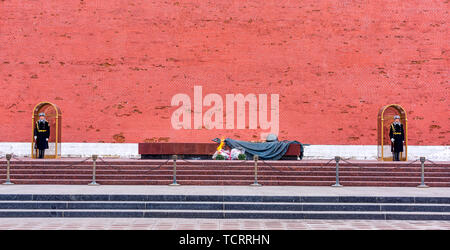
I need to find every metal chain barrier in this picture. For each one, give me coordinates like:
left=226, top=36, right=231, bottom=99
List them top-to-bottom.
left=1, top=152, right=445, bottom=188
left=2, top=154, right=94, bottom=185
left=10, top=154, right=33, bottom=169
left=10, top=154, right=91, bottom=168
left=11, top=154, right=26, bottom=162
left=95, top=156, right=173, bottom=185
left=96, top=156, right=112, bottom=168
left=97, top=156, right=170, bottom=170
left=179, top=156, right=251, bottom=186
left=327, top=156, right=440, bottom=188
left=64, top=157, right=91, bottom=168
left=178, top=157, right=212, bottom=167
left=179, top=157, right=248, bottom=166
left=179, top=157, right=249, bottom=173
left=316, top=157, right=346, bottom=187
left=328, top=157, right=426, bottom=187
left=416, top=157, right=441, bottom=188
left=146, top=158, right=172, bottom=172
left=321, top=158, right=337, bottom=168
left=339, top=158, right=359, bottom=166
left=424, top=158, right=440, bottom=166
left=261, top=159, right=296, bottom=173
left=404, top=159, right=420, bottom=167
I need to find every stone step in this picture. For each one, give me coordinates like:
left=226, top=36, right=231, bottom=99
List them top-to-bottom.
left=1, top=160, right=448, bottom=186
left=2, top=160, right=449, bottom=167
left=2, top=162, right=449, bottom=168
left=2, top=163, right=449, bottom=169
left=2, top=165, right=449, bottom=173
left=2, top=169, right=450, bottom=177
left=3, top=174, right=450, bottom=182
left=5, top=179, right=450, bottom=187
left=1, top=194, right=449, bottom=203
left=1, top=201, right=449, bottom=212
left=0, top=209, right=449, bottom=220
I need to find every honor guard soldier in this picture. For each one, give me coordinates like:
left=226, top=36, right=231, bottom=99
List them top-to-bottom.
left=34, top=113, right=50, bottom=159
left=389, top=115, right=405, bottom=161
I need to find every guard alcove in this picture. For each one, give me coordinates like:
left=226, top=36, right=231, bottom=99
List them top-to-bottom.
left=31, top=102, right=62, bottom=159
left=377, top=104, right=408, bottom=161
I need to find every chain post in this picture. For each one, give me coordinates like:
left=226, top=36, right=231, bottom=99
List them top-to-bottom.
left=3, top=154, right=14, bottom=185
left=88, top=154, right=99, bottom=186
left=169, top=155, right=180, bottom=186
left=250, top=155, right=262, bottom=186
left=332, top=156, right=343, bottom=187
left=417, top=157, right=429, bottom=188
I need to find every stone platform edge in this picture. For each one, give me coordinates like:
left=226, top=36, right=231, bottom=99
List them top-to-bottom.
left=0, top=186, right=449, bottom=198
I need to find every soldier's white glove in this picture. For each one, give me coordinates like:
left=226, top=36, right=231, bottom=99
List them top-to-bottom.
left=34, top=136, right=37, bottom=140
left=46, top=138, right=48, bottom=141
left=391, top=138, right=394, bottom=142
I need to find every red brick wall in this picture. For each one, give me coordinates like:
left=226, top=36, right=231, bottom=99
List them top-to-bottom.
left=0, top=0, right=448, bottom=145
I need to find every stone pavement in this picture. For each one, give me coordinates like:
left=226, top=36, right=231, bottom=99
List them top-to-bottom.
left=1, top=185, right=450, bottom=197
left=0, top=218, right=449, bottom=230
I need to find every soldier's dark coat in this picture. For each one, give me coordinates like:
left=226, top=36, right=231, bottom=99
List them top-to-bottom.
left=34, top=120, right=50, bottom=150
left=389, top=122, right=404, bottom=152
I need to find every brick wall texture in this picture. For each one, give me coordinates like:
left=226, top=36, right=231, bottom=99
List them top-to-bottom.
left=0, top=0, right=448, bottom=145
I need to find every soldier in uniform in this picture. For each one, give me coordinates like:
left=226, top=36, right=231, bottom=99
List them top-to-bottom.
left=34, top=113, right=50, bottom=159
left=389, top=115, right=405, bottom=161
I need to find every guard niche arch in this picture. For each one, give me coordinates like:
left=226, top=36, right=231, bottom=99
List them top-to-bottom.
left=31, top=102, right=62, bottom=159
left=377, top=104, right=408, bottom=161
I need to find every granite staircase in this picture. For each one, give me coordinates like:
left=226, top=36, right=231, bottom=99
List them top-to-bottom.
left=1, top=159, right=450, bottom=187
left=0, top=194, right=449, bottom=220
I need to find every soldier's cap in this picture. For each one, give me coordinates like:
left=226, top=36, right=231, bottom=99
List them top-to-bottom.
left=38, top=113, right=45, bottom=117
left=393, top=115, right=400, bottom=119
